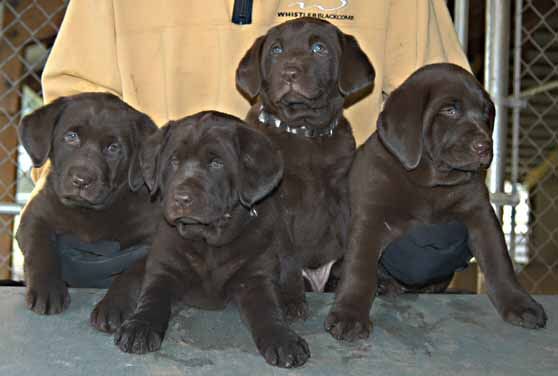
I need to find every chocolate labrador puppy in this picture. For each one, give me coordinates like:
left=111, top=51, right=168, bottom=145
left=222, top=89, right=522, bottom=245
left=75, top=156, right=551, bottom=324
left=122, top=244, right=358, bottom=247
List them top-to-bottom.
left=236, top=17, right=374, bottom=319
left=326, top=63, right=547, bottom=341
left=16, top=92, right=159, bottom=316
left=114, top=112, right=310, bottom=368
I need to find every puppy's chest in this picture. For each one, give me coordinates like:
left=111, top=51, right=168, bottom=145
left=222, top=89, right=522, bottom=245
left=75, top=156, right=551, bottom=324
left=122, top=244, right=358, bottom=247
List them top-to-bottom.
left=279, top=135, right=349, bottom=187
left=402, top=185, right=474, bottom=224
left=52, top=196, right=158, bottom=246
left=186, top=237, right=272, bottom=288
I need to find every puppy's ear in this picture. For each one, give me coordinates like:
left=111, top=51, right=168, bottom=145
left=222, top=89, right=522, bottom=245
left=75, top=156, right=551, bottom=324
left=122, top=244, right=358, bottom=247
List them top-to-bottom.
left=338, top=33, right=375, bottom=98
left=236, top=36, right=266, bottom=100
left=377, top=79, right=427, bottom=170
left=19, top=97, right=67, bottom=167
left=128, top=113, right=158, bottom=192
left=139, top=124, right=171, bottom=196
left=236, top=124, right=283, bottom=208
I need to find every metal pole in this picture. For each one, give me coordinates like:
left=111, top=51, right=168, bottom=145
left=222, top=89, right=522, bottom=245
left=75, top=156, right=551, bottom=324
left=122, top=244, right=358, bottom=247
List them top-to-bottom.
left=454, top=0, right=470, bottom=52
left=485, top=0, right=511, bottom=221
left=509, top=0, right=523, bottom=264
left=0, top=203, right=23, bottom=216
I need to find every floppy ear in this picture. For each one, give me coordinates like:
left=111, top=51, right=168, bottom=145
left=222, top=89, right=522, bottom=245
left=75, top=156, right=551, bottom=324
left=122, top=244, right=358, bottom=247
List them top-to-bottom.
left=338, top=33, right=375, bottom=98
left=236, top=36, right=266, bottom=100
left=377, top=79, right=428, bottom=170
left=19, top=96, right=68, bottom=167
left=128, top=113, right=159, bottom=191
left=139, top=124, right=171, bottom=196
left=236, top=124, right=284, bottom=208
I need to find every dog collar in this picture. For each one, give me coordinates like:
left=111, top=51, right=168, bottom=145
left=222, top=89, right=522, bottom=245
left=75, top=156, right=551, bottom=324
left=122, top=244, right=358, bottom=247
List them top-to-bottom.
left=257, top=108, right=338, bottom=138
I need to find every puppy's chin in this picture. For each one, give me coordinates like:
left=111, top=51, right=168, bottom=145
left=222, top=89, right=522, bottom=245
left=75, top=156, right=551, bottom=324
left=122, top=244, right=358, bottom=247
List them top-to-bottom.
left=271, top=83, right=322, bottom=103
left=267, top=95, right=342, bottom=129
left=438, top=155, right=492, bottom=173
left=54, top=177, right=116, bottom=210
left=58, top=194, right=112, bottom=210
left=170, top=213, right=233, bottom=243
left=176, top=218, right=233, bottom=246
left=176, top=221, right=209, bottom=239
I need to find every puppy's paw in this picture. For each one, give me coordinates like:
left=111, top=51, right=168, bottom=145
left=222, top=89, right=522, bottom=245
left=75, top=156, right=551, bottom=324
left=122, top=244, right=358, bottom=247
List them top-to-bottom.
left=25, top=279, right=70, bottom=315
left=500, top=295, right=547, bottom=329
left=90, top=296, right=134, bottom=333
left=283, top=299, right=309, bottom=322
left=325, top=309, right=372, bottom=342
left=115, top=319, right=163, bottom=354
left=256, top=328, right=310, bottom=368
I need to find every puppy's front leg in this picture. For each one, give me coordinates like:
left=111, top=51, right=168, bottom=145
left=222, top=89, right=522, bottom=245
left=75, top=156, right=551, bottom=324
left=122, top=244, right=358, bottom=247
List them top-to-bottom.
left=462, top=205, right=547, bottom=329
left=326, top=208, right=401, bottom=341
left=16, top=214, right=69, bottom=315
left=279, top=254, right=308, bottom=321
left=91, top=258, right=146, bottom=333
left=114, top=271, right=174, bottom=354
left=233, top=277, right=310, bottom=368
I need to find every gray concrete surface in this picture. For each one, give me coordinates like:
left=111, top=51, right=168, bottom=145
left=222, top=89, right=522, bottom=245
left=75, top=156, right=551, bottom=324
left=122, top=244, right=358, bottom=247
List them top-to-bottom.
left=0, top=287, right=556, bottom=375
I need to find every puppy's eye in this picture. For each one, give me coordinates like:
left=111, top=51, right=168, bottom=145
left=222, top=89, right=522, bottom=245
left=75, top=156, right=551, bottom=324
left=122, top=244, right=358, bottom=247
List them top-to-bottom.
left=311, top=42, right=327, bottom=55
left=270, top=44, right=283, bottom=55
left=439, top=105, right=459, bottom=118
left=63, top=131, right=80, bottom=145
left=106, top=143, right=121, bottom=154
left=169, top=155, right=179, bottom=168
left=209, top=158, right=224, bottom=169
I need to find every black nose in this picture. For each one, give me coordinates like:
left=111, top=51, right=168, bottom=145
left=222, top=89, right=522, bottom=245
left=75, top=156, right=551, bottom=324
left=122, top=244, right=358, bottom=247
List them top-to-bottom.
left=281, top=66, right=301, bottom=82
left=471, top=140, right=492, bottom=156
left=71, top=173, right=94, bottom=189
left=174, top=191, right=193, bottom=206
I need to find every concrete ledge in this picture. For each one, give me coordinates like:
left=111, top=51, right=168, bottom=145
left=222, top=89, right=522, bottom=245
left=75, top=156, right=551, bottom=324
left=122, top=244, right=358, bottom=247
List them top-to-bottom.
left=0, top=287, right=555, bottom=375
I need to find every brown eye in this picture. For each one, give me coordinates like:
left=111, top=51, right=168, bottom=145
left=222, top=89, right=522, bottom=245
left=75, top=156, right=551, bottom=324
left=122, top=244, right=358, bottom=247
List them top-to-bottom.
left=439, top=105, right=458, bottom=118
left=64, top=131, right=80, bottom=146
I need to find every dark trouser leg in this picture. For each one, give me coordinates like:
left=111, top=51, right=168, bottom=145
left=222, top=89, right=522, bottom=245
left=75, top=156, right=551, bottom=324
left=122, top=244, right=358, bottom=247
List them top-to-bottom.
left=379, top=222, right=472, bottom=291
left=56, top=234, right=148, bottom=288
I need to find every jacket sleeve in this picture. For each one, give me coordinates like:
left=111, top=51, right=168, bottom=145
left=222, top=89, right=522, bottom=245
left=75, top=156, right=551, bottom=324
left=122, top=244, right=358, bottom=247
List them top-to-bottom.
left=41, top=0, right=122, bottom=103
left=383, top=0, right=471, bottom=95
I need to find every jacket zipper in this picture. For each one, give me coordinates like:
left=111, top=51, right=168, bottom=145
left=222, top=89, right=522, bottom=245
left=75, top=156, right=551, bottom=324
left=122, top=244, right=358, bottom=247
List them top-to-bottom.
left=232, top=0, right=253, bottom=25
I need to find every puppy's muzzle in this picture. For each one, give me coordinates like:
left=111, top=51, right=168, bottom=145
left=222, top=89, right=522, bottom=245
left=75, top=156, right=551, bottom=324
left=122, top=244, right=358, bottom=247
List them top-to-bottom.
left=281, top=65, right=302, bottom=83
left=470, top=138, right=492, bottom=165
left=67, top=166, right=98, bottom=191
left=166, top=184, right=210, bottom=225
left=173, top=189, right=193, bottom=207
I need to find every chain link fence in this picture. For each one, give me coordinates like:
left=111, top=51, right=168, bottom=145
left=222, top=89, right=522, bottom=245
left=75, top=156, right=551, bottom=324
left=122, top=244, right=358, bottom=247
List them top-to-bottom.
left=0, top=0, right=66, bottom=281
left=506, top=0, right=558, bottom=293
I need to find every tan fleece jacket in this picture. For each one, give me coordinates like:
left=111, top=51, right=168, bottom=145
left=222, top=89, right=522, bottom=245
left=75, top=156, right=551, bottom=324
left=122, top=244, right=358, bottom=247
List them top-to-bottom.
left=42, top=0, right=469, bottom=146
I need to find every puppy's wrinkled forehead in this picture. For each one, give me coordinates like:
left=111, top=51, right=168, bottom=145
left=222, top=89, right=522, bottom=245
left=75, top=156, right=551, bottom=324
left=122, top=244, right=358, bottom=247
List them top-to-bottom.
left=264, top=19, right=341, bottom=50
left=429, top=65, right=491, bottom=108
left=55, top=99, right=136, bottom=138
left=166, top=116, right=237, bottom=156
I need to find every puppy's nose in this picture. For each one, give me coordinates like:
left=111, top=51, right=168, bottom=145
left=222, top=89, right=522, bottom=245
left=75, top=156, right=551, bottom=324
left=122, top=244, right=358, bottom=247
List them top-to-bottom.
left=282, top=66, right=301, bottom=82
left=471, top=140, right=492, bottom=156
left=71, top=173, right=94, bottom=189
left=174, top=191, right=193, bottom=207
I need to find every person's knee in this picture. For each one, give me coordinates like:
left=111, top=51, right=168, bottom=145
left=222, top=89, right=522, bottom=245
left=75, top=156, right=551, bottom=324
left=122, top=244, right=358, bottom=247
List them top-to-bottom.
left=380, top=222, right=472, bottom=287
